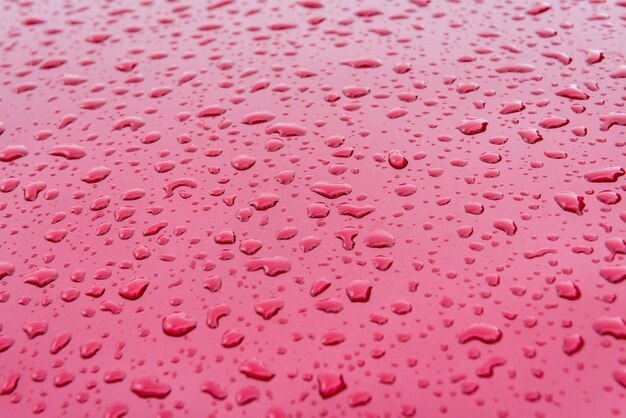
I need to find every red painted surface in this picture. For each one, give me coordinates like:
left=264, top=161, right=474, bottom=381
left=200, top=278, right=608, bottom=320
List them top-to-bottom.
left=0, top=0, right=625, bottom=417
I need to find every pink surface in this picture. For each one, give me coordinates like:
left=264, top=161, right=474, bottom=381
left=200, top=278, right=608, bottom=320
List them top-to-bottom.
left=1, top=0, right=626, bottom=417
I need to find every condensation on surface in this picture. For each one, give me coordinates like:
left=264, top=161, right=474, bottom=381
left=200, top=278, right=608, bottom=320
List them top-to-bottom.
left=0, top=0, right=625, bottom=417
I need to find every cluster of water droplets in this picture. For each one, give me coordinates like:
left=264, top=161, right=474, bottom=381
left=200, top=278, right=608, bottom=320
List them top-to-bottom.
left=0, top=0, right=625, bottom=417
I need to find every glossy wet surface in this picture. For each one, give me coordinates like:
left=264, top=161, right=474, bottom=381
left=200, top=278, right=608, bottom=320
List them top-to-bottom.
left=0, top=0, right=625, bottom=417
